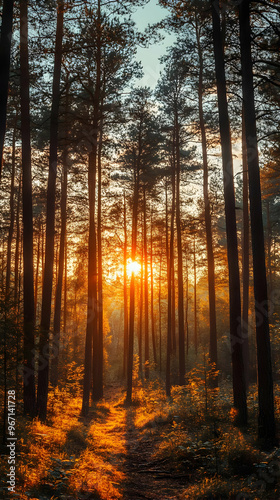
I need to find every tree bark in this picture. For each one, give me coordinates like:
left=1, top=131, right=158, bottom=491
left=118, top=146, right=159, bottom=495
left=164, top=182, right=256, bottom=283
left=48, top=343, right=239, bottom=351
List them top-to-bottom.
left=0, top=0, right=14, bottom=177
left=20, top=0, right=36, bottom=417
left=37, top=0, right=64, bottom=420
left=82, top=0, right=102, bottom=413
left=212, top=0, right=247, bottom=426
left=239, top=0, right=275, bottom=442
left=195, top=13, right=217, bottom=377
left=51, top=85, right=68, bottom=387
left=175, top=109, right=185, bottom=385
left=242, top=109, right=250, bottom=391
left=96, top=113, right=103, bottom=399
left=6, top=116, right=16, bottom=299
left=171, top=134, right=176, bottom=354
left=126, top=150, right=140, bottom=403
left=166, top=157, right=175, bottom=396
left=14, top=176, right=21, bottom=307
left=144, top=189, right=149, bottom=379
left=123, top=191, right=128, bottom=378
left=266, top=200, right=272, bottom=300
left=150, top=209, right=157, bottom=366
left=34, top=222, right=41, bottom=324
left=138, top=224, right=144, bottom=377
left=194, top=237, right=198, bottom=355
left=159, top=242, right=162, bottom=373
left=185, top=255, right=189, bottom=357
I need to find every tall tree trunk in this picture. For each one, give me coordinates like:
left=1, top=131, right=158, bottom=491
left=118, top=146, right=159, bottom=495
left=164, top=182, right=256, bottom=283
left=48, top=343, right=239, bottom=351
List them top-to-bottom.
left=0, top=0, right=14, bottom=177
left=20, top=0, right=36, bottom=417
left=37, top=0, right=64, bottom=420
left=81, top=0, right=102, bottom=413
left=211, top=0, right=247, bottom=426
left=239, top=0, right=275, bottom=442
left=91, top=6, right=101, bottom=404
left=195, top=13, right=217, bottom=377
left=51, top=86, right=68, bottom=387
left=175, top=109, right=185, bottom=385
left=242, top=110, right=250, bottom=390
left=96, top=115, right=103, bottom=399
left=6, top=116, right=16, bottom=298
left=171, top=134, right=176, bottom=354
left=82, top=149, right=97, bottom=413
left=126, top=150, right=140, bottom=403
left=166, top=159, right=175, bottom=396
left=14, top=176, right=21, bottom=307
left=144, top=189, right=149, bottom=379
left=123, top=191, right=128, bottom=378
left=266, top=201, right=272, bottom=300
left=150, top=209, right=157, bottom=366
left=34, top=220, right=41, bottom=324
left=138, top=225, right=144, bottom=378
left=64, top=229, right=67, bottom=331
left=193, top=237, right=198, bottom=355
left=159, top=242, right=162, bottom=373
left=171, top=251, right=176, bottom=354
left=185, top=255, right=189, bottom=357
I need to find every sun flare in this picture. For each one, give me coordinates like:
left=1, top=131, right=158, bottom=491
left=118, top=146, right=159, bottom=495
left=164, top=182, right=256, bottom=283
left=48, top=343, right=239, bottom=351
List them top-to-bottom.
left=126, top=259, right=141, bottom=278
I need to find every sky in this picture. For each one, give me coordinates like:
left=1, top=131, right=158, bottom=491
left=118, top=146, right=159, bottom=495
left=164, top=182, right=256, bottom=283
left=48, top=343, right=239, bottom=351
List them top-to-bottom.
left=131, top=0, right=176, bottom=88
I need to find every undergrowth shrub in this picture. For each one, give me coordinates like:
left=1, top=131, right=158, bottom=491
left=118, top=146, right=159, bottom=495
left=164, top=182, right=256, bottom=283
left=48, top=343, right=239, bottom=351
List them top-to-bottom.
left=220, top=428, right=264, bottom=475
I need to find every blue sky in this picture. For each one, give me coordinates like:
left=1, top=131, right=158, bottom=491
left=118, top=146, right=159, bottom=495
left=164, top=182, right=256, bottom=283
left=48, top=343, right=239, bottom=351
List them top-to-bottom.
left=131, top=0, right=175, bottom=88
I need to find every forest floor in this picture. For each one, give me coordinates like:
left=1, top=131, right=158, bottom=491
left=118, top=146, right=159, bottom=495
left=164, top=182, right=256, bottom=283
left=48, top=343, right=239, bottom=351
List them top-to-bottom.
left=1, top=379, right=280, bottom=499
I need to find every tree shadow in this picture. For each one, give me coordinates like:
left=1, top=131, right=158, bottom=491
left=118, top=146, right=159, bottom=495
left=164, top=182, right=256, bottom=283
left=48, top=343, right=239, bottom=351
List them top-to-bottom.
left=122, top=406, right=154, bottom=500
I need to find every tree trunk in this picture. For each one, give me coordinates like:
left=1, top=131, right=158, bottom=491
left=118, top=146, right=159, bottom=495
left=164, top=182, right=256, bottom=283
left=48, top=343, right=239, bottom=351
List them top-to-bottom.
left=0, top=0, right=14, bottom=177
left=20, top=0, right=36, bottom=417
left=37, top=0, right=64, bottom=420
left=82, top=0, right=102, bottom=414
left=212, top=0, right=247, bottom=426
left=239, top=0, right=275, bottom=442
left=91, top=4, right=102, bottom=404
left=195, top=13, right=217, bottom=377
left=51, top=88, right=68, bottom=387
left=175, top=109, right=185, bottom=385
left=242, top=109, right=250, bottom=391
left=96, top=114, right=103, bottom=399
left=6, top=116, right=16, bottom=299
left=171, top=135, right=176, bottom=354
left=82, top=148, right=97, bottom=413
left=126, top=150, right=140, bottom=403
left=166, top=154, right=175, bottom=396
left=14, top=176, right=21, bottom=307
left=144, top=189, right=149, bottom=379
left=123, top=191, right=128, bottom=378
left=266, top=200, right=272, bottom=300
left=150, top=209, right=157, bottom=366
left=34, top=220, right=41, bottom=324
left=138, top=226, right=143, bottom=377
left=64, top=229, right=67, bottom=331
left=193, top=237, right=198, bottom=355
left=159, top=242, right=162, bottom=373
left=185, top=255, right=189, bottom=357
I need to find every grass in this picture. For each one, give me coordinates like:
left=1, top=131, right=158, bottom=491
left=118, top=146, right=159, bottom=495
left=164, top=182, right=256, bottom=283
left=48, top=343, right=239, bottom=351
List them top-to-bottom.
left=1, top=377, right=280, bottom=499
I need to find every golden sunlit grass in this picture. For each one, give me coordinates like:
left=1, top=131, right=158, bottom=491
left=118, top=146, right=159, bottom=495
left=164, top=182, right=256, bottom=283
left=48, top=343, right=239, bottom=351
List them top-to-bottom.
left=6, top=378, right=280, bottom=500
left=16, top=388, right=81, bottom=495
left=68, top=397, right=128, bottom=499
left=69, top=449, right=125, bottom=500
left=181, top=476, right=254, bottom=499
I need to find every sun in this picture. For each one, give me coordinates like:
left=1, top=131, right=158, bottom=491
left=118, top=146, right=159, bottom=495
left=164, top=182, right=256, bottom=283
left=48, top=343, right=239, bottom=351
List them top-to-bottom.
left=126, top=259, right=141, bottom=278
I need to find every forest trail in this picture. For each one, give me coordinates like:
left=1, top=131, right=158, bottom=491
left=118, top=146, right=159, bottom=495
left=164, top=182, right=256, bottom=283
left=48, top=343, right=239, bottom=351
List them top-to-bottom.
left=73, top=384, right=187, bottom=500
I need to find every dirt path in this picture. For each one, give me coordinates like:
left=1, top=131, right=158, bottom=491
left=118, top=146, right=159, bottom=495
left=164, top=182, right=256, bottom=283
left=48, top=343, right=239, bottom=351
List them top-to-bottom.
left=19, top=386, right=188, bottom=500
left=81, top=386, right=188, bottom=500
left=121, top=407, right=187, bottom=499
